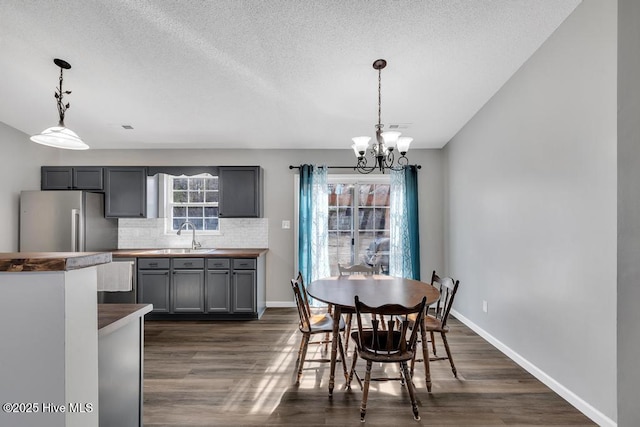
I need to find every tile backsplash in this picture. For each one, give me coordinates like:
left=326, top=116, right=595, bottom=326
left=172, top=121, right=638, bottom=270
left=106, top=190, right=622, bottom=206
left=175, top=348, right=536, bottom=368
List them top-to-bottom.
left=118, top=218, right=268, bottom=249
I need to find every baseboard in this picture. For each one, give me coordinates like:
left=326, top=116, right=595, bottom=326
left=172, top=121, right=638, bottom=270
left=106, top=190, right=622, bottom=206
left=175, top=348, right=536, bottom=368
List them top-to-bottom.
left=267, top=301, right=296, bottom=308
left=451, top=309, right=616, bottom=427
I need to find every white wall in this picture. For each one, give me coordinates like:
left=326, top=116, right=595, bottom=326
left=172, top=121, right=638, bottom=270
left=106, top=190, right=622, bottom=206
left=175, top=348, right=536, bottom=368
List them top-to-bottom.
left=444, top=0, right=616, bottom=424
left=617, top=0, right=640, bottom=425
left=0, top=121, right=61, bottom=251
left=40, top=148, right=444, bottom=306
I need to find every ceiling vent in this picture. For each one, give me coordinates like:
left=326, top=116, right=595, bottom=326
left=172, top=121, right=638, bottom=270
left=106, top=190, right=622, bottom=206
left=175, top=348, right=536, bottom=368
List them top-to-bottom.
left=388, top=123, right=411, bottom=129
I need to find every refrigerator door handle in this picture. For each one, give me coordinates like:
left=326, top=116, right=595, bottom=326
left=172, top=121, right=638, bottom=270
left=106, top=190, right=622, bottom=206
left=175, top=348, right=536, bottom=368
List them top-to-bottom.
left=71, top=209, right=81, bottom=252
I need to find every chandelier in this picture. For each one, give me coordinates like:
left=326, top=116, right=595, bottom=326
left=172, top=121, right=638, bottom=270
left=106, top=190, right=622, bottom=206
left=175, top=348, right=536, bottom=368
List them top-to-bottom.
left=30, top=58, right=89, bottom=150
left=352, top=59, right=412, bottom=173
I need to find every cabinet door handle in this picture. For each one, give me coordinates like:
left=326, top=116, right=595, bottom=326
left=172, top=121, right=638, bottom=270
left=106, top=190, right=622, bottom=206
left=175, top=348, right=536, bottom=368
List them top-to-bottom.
left=184, top=262, right=193, bottom=267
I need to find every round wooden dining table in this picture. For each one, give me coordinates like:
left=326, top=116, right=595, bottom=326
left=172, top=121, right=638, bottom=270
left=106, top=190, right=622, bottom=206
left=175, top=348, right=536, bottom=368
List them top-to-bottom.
left=306, top=274, right=440, bottom=396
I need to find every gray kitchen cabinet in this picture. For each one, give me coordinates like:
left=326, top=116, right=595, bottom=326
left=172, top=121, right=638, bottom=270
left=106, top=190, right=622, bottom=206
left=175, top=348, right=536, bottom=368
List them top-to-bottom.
left=41, top=166, right=104, bottom=190
left=104, top=166, right=147, bottom=218
left=218, top=166, right=263, bottom=218
left=138, top=254, right=265, bottom=319
left=172, top=258, right=205, bottom=313
left=206, top=258, right=231, bottom=313
left=206, top=258, right=256, bottom=314
left=232, top=258, right=257, bottom=313
left=137, top=259, right=171, bottom=313
left=206, top=270, right=231, bottom=313
left=233, top=270, right=256, bottom=313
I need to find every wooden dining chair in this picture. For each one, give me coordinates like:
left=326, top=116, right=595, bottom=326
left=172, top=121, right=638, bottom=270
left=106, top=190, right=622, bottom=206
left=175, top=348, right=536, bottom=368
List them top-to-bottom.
left=338, top=262, right=378, bottom=275
left=337, top=263, right=380, bottom=352
left=409, top=270, right=461, bottom=378
left=291, top=273, right=347, bottom=386
left=346, top=295, right=427, bottom=422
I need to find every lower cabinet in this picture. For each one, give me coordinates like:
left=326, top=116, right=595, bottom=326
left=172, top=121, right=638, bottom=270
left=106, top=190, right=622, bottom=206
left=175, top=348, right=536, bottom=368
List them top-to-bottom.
left=139, top=255, right=265, bottom=319
left=173, top=258, right=205, bottom=313
left=206, top=258, right=256, bottom=315
left=137, top=259, right=171, bottom=313
left=232, top=259, right=257, bottom=313
left=206, top=269, right=231, bottom=313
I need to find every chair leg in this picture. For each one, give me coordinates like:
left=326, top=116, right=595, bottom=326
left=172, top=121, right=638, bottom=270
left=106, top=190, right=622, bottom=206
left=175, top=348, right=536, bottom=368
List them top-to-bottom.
left=344, top=313, right=352, bottom=353
left=430, top=331, right=437, bottom=356
left=441, top=332, right=457, bottom=378
left=296, top=333, right=305, bottom=363
left=337, top=333, right=349, bottom=382
left=296, top=334, right=310, bottom=385
left=347, top=347, right=359, bottom=389
left=360, top=360, right=373, bottom=422
left=400, top=361, right=420, bottom=421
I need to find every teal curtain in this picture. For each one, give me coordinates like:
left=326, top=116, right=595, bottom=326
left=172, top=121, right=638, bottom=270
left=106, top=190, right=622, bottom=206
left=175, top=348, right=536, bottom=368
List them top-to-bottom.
left=298, top=165, right=329, bottom=286
left=299, top=165, right=314, bottom=285
left=405, top=165, right=421, bottom=280
left=389, top=166, right=420, bottom=280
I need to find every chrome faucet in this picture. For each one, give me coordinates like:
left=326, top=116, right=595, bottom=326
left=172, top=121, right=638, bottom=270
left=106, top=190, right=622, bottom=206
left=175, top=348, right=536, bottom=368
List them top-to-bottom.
left=176, top=221, right=202, bottom=250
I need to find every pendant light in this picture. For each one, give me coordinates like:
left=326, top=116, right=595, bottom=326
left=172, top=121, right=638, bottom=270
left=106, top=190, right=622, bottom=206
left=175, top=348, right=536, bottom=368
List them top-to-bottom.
left=30, top=58, right=89, bottom=150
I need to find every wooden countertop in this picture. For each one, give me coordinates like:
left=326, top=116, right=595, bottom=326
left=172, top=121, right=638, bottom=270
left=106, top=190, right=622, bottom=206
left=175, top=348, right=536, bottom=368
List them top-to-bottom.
left=112, top=248, right=268, bottom=258
left=0, top=252, right=112, bottom=272
left=98, top=303, right=153, bottom=336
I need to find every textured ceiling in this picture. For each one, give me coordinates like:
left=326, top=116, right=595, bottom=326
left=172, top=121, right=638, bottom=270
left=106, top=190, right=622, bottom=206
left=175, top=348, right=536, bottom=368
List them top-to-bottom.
left=0, top=0, right=581, bottom=150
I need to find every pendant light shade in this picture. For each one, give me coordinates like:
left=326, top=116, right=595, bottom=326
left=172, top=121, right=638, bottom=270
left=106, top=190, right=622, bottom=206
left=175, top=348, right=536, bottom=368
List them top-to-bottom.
left=31, top=58, right=89, bottom=150
left=30, top=126, right=88, bottom=150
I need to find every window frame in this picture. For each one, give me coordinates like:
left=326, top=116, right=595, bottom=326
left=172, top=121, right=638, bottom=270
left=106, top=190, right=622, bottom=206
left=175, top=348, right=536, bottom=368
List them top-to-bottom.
left=163, top=173, right=221, bottom=234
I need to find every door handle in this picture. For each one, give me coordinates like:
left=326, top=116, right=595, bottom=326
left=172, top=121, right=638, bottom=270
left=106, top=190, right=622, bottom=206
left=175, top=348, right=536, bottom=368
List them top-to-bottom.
left=71, top=209, right=80, bottom=251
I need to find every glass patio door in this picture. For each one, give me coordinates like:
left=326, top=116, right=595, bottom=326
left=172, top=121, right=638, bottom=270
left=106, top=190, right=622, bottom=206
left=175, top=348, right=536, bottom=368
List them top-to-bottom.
left=327, top=178, right=390, bottom=276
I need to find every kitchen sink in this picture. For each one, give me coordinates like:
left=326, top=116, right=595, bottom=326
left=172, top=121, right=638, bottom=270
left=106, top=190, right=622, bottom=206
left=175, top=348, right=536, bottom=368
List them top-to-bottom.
left=138, top=248, right=216, bottom=255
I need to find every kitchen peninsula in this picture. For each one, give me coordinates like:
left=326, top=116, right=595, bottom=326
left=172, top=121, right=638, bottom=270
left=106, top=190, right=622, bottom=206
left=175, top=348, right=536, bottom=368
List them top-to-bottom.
left=0, top=252, right=151, bottom=427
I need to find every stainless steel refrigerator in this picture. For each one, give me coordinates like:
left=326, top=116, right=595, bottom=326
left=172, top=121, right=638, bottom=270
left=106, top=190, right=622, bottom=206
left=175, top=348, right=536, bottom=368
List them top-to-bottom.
left=19, top=190, right=118, bottom=252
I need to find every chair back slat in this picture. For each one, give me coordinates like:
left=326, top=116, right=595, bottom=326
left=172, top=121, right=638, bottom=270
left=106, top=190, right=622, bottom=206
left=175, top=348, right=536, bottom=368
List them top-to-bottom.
left=431, top=271, right=460, bottom=328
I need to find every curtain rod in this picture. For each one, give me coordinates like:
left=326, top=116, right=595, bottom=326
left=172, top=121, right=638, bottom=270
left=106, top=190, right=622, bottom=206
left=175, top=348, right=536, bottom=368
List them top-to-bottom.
left=288, top=165, right=421, bottom=170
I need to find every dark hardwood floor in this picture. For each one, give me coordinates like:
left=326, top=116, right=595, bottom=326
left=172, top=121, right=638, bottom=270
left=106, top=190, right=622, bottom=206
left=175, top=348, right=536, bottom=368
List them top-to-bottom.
left=143, top=308, right=595, bottom=426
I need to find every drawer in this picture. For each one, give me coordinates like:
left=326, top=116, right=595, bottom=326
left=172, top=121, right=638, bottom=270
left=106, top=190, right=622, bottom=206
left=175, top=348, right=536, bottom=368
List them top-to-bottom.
left=138, top=258, right=170, bottom=269
left=173, top=258, right=205, bottom=269
left=207, top=258, right=230, bottom=269
left=233, top=258, right=256, bottom=270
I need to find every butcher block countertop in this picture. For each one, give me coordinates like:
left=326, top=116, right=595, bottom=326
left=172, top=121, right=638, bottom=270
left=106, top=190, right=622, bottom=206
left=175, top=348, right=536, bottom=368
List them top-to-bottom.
left=112, top=248, right=268, bottom=258
left=0, top=252, right=112, bottom=272
left=98, top=303, right=153, bottom=336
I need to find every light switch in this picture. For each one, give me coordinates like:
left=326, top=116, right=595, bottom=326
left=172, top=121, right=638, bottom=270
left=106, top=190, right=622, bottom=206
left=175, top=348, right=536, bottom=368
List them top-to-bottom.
left=282, top=220, right=291, bottom=229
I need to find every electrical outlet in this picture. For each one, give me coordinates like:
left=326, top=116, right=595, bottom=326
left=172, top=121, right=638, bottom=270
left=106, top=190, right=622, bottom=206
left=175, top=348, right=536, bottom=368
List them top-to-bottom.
left=282, top=220, right=291, bottom=229
left=482, top=300, right=488, bottom=313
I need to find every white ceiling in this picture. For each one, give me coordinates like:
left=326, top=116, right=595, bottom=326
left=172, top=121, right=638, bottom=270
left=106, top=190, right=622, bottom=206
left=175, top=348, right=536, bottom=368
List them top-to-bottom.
left=0, top=0, right=581, bottom=150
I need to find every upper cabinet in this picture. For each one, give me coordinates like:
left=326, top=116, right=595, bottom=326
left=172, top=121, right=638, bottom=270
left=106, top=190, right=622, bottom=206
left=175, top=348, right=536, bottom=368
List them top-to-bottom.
left=41, top=166, right=104, bottom=190
left=218, top=166, right=263, bottom=218
left=104, top=167, right=147, bottom=218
